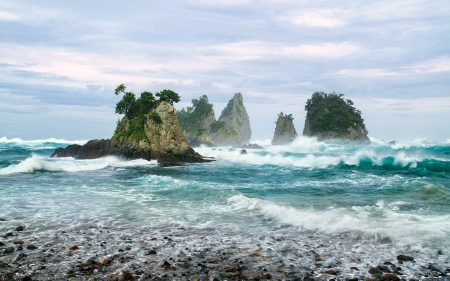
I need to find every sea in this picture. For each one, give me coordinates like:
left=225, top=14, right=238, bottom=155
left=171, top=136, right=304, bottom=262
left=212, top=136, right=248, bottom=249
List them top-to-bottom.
left=1, top=136, right=449, bottom=278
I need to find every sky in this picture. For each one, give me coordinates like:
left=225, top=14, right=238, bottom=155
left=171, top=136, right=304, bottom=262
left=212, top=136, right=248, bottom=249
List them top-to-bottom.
left=1, top=0, right=449, bottom=142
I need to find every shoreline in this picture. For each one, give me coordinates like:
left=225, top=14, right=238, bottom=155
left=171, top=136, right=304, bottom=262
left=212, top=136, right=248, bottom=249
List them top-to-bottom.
left=1, top=222, right=449, bottom=281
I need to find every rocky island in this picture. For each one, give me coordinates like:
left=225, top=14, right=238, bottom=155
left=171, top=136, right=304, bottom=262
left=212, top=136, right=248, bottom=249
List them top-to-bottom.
left=51, top=85, right=209, bottom=166
left=302, top=91, right=370, bottom=143
left=178, top=93, right=252, bottom=146
left=272, top=112, right=298, bottom=145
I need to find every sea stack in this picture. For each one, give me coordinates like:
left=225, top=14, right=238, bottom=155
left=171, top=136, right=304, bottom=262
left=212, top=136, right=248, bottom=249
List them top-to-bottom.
left=52, top=86, right=208, bottom=165
left=302, top=91, right=370, bottom=143
left=218, top=93, right=252, bottom=144
left=178, top=95, right=242, bottom=146
left=272, top=112, right=298, bottom=145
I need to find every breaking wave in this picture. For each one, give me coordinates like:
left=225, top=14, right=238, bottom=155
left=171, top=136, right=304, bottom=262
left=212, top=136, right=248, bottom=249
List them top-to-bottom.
left=0, top=154, right=156, bottom=175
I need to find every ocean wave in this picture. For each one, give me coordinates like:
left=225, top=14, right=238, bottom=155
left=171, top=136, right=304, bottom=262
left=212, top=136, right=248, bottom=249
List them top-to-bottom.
left=0, top=136, right=88, bottom=146
left=196, top=143, right=450, bottom=172
left=0, top=154, right=157, bottom=175
left=227, top=194, right=450, bottom=250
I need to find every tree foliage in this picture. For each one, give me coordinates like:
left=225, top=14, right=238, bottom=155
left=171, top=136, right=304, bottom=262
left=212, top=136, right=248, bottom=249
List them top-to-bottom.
left=155, top=89, right=180, bottom=105
left=304, top=91, right=365, bottom=137
left=178, top=95, right=214, bottom=136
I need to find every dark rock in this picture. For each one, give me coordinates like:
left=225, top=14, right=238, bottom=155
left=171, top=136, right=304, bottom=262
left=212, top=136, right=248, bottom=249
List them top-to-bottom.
left=388, top=140, right=397, bottom=146
left=232, top=143, right=264, bottom=149
left=240, top=149, right=247, bottom=154
left=0, top=218, right=6, bottom=221
left=15, top=226, right=24, bottom=231
left=5, top=232, right=13, bottom=237
left=13, top=240, right=23, bottom=245
left=0, top=241, right=4, bottom=246
left=26, top=244, right=36, bottom=250
left=15, top=245, right=23, bottom=251
left=3, top=247, right=14, bottom=254
left=147, top=249, right=157, bottom=255
left=12, top=252, right=27, bottom=262
left=396, top=255, right=414, bottom=262
left=377, top=265, right=391, bottom=272
left=368, top=267, right=383, bottom=276
left=323, top=270, right=338, bottom=275
left=119, top=272, right=135, bottom=281
left=383, top=273, right=400, bottom=281
left=22, top=276, right=32, bottom=281
left=346, top=278, right=358, bottom=281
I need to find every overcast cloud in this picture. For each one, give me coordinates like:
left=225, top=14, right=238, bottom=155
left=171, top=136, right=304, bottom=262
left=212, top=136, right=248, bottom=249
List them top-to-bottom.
left=1, top=0, right=449, bottom=142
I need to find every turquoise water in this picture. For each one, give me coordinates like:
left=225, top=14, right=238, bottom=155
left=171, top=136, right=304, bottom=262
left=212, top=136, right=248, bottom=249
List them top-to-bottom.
left=1, top=136, right=449, bottom=267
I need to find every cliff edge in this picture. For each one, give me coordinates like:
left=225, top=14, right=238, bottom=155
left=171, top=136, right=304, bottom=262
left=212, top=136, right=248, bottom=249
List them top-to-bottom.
left=302, top=92, right=370, bottom=143
left=272, top=112, right=298, bottom=145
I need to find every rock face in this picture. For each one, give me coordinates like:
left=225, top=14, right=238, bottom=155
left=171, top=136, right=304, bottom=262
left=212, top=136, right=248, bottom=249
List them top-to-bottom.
left=302, top=92, right=370, bottom=143
left=218, top=93, right=252, bottom=144
left=178, top=94, right=250, bottom=147
left=52, top=101, right=207, bottom=164
left=272, top=112, right=298, bottom=145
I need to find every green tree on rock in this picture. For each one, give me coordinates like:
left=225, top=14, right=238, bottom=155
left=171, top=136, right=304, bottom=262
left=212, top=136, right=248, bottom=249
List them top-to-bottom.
left=114, top=84, right=136, bottom=117
left=156, top=89, right=180, bottom=105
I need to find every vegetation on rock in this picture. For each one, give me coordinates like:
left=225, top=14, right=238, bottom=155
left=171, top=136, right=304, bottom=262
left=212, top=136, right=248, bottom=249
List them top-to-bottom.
left=113, top=85, right=179, bottom=143
left=303, top=91, right=369, bottom=142
left=218, top=93, right=252, bottom=144
left=178, top=95, right=242, bottom=146
left=272, top=112, right=298, bottom=145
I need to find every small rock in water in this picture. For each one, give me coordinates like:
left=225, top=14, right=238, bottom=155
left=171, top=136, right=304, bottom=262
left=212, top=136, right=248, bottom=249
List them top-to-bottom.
left=240, top=149, right=247, bottom=154
left=0, top=218, right=6, bottom=221
left=15, top=226, right=25, bottom=231
left=5, top=232, right=13, bottom=237
left=13, top=240, right=23, bottom=244
left=0, top=241, right=4, bottom=246
left=15, top=244, right=23, bottom=251
left=26, top=244, right=36, bottom=250
left=67, top=245, right=79, bottom=250
left=3, top=246, right=14, bottom=254
left=147, top=249, right=157, bottom=255
left=12, top=252, right=27, bottom=262
left=396, top=255, right=414, bottom=262
left=100, top=257, right=112, bottom=266
left=377, top=264, right=391, bottom=272
left=350, top=267, right=359, bottom=271
left=368, top=267, right=383, bottom=276
left=323, top=270, right=338, bottom=275
left=119, top=272, right=135, bottom=281
left=383, top=273, right=400, bottom=281
left=22, top=276, right=32, bottom=281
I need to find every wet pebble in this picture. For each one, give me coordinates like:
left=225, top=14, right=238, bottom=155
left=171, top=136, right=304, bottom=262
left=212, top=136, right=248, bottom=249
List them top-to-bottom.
left=15, top=226, right=25, bottom=231
left=26, top=244, right=36, bottom=250
left=67, top=245, right=79, bottom=251
left=3, top=246, right=14, bottom=254
left=396, top=255, right=414, bottom=262
left=383, top=273, right=400, bottom=281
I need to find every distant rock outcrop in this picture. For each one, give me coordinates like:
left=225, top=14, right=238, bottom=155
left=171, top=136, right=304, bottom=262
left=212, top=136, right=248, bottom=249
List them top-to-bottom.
left=52, top=86, right=209, bottom=165
left=302, top=92, right=370, bottom=143
left=178, top=93, right=251, bottom=147
left=218, top=93, right=252, bottom=144
left=272, top=112, right=298, bottom=145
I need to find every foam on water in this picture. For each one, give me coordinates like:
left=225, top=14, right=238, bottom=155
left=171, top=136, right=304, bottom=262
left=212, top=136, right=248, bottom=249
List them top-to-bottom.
left=0, top=136, right=88, bottom=145
left=0, top=154, right=156, bottom=175
left=226, top=193, right=450, bottom=251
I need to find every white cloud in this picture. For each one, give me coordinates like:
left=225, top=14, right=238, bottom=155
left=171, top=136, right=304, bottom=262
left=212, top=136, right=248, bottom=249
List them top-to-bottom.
left=280, top=9, right=346, bottom=27
left=0, top=10, right=20, bottom=21
left=210, top=41, right=360, bottom=60
left=336, top=57, right=450, bottom=78
left=411, top=57, right=450, bottom=73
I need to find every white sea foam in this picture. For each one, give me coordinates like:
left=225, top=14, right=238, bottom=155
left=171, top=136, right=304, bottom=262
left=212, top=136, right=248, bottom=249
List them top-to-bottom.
left=0, top=136, right=88, bottom=145
left=196, top=143, right=423, bottom=169
left=0, top=154, right=156, bottom=175
left=226, top=194, right=450, bottom=251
